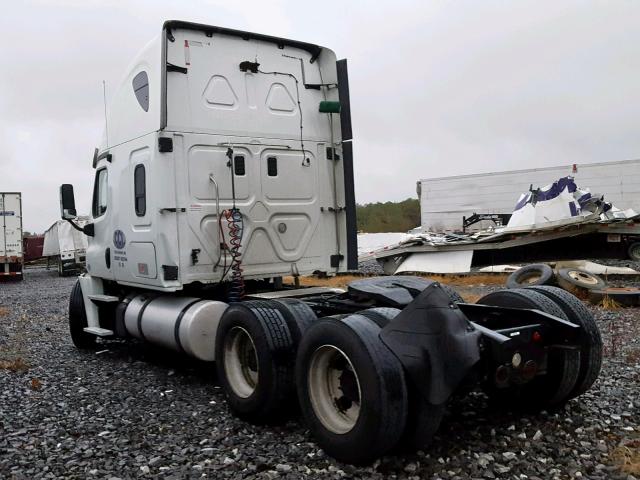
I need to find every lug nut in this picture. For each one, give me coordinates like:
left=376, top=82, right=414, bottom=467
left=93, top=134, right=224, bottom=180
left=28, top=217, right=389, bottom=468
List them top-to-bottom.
left=511, top=352, right=522, bottom=368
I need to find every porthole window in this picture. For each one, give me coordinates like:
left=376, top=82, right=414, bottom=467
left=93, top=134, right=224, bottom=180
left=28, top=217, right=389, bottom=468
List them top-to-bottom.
left=132, top=71, right=149, bottom=112
left=134, top=164, right=146, bottom=216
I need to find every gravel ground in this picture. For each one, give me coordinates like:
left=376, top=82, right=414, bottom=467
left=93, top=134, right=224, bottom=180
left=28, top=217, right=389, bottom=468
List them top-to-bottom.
left=358, top=259, right=384, bottom=275
left=1, top=267, right=639, bottom=479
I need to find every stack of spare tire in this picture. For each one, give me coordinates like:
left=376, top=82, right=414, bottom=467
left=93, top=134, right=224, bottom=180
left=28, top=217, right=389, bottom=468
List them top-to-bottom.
left=506, top=264, right=640, bottom=306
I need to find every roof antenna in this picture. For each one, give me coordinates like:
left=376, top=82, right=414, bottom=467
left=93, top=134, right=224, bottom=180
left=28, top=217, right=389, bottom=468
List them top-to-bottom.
left=102, top=80, right=109, bottom=145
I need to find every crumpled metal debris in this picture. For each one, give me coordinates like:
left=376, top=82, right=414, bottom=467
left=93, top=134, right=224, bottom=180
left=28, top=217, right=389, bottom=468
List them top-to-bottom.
left=360, top=176, right=640, bottom=260
left=505, top=176, right=638, bottom=231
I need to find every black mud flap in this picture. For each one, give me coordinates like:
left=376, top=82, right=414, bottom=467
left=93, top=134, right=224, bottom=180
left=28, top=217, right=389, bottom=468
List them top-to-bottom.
left=379, top=283, right=482, bottom=405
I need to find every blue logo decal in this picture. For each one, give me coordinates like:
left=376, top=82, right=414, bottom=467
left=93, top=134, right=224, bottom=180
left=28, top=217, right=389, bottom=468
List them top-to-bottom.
left=113, top=230, right=126, bottom=249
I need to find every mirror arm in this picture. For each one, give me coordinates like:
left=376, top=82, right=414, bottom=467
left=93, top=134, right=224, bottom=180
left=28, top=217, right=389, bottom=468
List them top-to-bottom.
left=65, top=219, right=95, bottom=237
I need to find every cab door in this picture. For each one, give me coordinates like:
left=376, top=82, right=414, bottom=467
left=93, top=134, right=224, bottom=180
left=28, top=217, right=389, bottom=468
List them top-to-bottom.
left=85, top=163, right=115, bottom=280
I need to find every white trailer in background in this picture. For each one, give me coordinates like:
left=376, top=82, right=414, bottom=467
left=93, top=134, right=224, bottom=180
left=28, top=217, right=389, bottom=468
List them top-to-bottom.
left=418, top=159, right=640, bottom=232
left=0, top=192, right=23, bottom=280
left=43, top=217, right=89, bottom=276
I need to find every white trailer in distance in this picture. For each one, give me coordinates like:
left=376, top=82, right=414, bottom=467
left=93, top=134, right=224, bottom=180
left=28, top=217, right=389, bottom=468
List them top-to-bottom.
left=59, top=21, right=602, bottom=464
left=418, top=159, right=640, bottom=233
left=0, top=192, right=23, bottom=280
left=43, top=217, right=89, bottom=276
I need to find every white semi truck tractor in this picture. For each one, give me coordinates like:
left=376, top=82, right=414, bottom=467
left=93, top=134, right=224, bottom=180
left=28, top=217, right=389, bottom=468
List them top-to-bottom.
left=59, top=21, right=602, bottom=464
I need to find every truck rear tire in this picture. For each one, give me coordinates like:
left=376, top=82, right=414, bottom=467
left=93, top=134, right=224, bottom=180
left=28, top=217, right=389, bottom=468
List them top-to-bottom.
left=69, top=280, right=96, bottom=349
left=357, top=282, right=463, bottom=451
left=525, top=285, right=602, bottom=399
left=477, top=289, right=580, bottom=409
left=271, top=298, right=317, bottom=345
left=215, top=301, right=295, bottom=423
left=356, top=307, right=400, bottom=328
left=357, top=307, right=445, bottom=452
left=295, top=314, right=408, bottom=464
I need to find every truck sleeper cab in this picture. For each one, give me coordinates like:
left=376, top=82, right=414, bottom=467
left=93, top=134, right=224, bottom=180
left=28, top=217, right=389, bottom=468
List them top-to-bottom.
left=60, top=21, right=602, bottom=465
left=81, top=21, right=355, bottom=294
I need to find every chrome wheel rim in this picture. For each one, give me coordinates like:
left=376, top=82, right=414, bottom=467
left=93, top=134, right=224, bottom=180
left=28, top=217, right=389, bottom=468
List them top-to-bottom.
left=224, top=327, right=259, bottom=398
left=308, top=345, right=361, bottom=434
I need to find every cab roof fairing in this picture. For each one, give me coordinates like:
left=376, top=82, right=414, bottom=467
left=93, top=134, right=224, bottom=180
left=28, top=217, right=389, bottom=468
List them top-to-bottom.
left=161, top=20, right=326, bottom=62
left=98, top=21, right=338, bottom=154
left=159, top=21, right=340, bottom=138
left=98, top=35, right=162, bottom=152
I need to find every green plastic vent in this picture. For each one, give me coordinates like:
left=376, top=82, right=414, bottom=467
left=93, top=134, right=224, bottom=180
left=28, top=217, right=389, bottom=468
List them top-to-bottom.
left=319, top=101, right=341, bottom=114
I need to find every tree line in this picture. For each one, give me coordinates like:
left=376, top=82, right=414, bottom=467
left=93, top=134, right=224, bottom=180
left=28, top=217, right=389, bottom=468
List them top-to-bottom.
left=356, top=198, right=420, bottom=233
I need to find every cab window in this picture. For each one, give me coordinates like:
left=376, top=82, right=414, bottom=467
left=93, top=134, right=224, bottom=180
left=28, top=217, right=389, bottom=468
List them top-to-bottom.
left=132, top=71, right=149, bottom=112
left=134, top=164, right=146, bottom=216
left=92, top=168, right=108, bottom=218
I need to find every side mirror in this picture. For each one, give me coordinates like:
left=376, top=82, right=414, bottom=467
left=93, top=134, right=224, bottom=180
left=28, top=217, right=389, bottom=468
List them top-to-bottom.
left=60, top=184, right=77, bottom=220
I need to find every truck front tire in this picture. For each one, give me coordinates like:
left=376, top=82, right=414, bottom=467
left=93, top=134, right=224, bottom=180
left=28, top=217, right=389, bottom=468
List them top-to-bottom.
left=69, top=280, right=96, bottom=349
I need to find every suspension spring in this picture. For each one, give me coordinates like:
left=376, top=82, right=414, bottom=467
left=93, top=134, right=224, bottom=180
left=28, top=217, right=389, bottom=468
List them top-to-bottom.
left=224, top=208, right=245, bottom=302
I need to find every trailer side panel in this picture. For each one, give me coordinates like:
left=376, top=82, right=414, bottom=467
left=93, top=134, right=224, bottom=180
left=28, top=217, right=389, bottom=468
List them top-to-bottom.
left=419, top=160, right=640, bottom=232
left=0, top=192, right=23, bottom=278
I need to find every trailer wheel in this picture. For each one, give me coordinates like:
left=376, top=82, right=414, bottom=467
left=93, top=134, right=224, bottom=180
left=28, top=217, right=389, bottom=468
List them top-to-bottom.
left=628, top=241, right=640, bottom=261
left=506, top=264, right=555, bottom=289
left=557, top=268, right=606, bottom=296
left=68, top=280, right=96, bottom=349
left=525, top=285, right=602, bottom=399
left=587, top=287, right=640, bottom=307
left=477, top=289, right=580, bottom=409
left=271, top=298, right=317, bottom=345
left=215, top=301, right=295, bottom=422
left=357, top=306, right=446, bottom=452
left=296, top=314, right=408, bottom=464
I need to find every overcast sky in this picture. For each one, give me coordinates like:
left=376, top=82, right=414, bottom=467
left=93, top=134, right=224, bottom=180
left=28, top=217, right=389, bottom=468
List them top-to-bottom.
left=2, top=0, right=640, bottom=232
